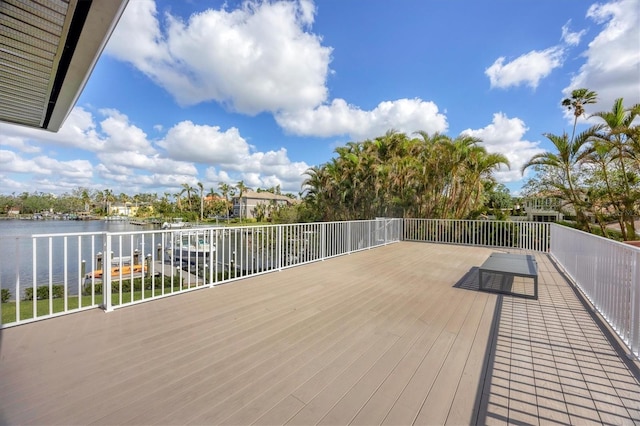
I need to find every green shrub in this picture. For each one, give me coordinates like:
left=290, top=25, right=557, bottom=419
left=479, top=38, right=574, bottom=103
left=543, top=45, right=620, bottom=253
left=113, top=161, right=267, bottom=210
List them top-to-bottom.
left=84, top=275, right=184, bottom=296
left=23, top=285, right=65, bottom=301
left=1, top=288, right=10, bottom=303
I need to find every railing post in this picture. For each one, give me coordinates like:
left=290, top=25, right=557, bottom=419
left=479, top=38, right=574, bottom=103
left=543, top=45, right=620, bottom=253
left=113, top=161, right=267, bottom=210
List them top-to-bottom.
left=384, top=219, right=387, bottom=243
left=321, top=223, right=326, bottom=260
left=277, top=225, right=282, bottom=270
left=103, top=233, right=113, bottom=312
left=14, top=237, right=20, bottom=324
left=630, top=250, right=640, bottom=359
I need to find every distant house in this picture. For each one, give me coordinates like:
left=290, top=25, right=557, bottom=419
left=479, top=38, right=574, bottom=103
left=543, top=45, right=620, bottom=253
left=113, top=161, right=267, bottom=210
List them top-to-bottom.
left=233, top=190, right=295, bottom=219
left=523, top=195, right=567, bottom=222
left=109, top=203, right=139, bottom=217
left=7, top=208, right=20, bottom=217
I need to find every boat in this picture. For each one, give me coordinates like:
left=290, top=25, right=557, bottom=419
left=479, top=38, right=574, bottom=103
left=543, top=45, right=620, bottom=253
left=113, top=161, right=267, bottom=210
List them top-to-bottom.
left=162, top=218, right=189, bottom=229
left=167, top=230, right=214, bottom=265
left=87, top=264, right=147, bottom=279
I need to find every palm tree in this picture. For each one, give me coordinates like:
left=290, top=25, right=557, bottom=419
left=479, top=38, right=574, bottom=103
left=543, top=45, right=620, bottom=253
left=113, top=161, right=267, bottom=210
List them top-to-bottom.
left=562, top=88, right=598, bottom=144
left=588, top=98, right=640, bottom=239
left=521, top=131, right=592, bottom=231
left=457, top=150, right=510, bottom=218
left=235, top=180, right=249, bottom=220
left=197, top=182, right=204, bottom=222
left=218, top=182, right=232, bottom=220
left=180, top=183, right=194, bottom=212
left=80, top=189, right=91, bottom=212
left=103, top=189, right=115, bottom=216
left=94, top=190, right=105, bottom=214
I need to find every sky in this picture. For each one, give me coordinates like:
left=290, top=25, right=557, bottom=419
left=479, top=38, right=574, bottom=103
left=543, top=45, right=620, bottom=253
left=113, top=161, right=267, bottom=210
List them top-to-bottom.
left=1, top=0, right=639, bottom=199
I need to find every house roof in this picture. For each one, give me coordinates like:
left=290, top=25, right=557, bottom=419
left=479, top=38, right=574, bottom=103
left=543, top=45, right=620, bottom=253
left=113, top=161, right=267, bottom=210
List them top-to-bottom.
left=0, top=0, right=129, bottom=132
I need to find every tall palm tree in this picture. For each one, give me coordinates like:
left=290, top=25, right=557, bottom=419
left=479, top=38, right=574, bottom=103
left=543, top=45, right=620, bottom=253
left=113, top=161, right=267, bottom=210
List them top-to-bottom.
left=562, top=88, right=598, bottom=144
left=588, top=98, right=640, bottom=239
left=521, top=131, right=592, bottom=231
left=457, top=150, right=510, bottom=218
left=235, top=180, right=248, bottom=220
left=197, top=182, right=204, bottom=222
left=218, top=182, right=232, bottom=220
left=180, top=183, right=194, bottom=212
left=80, top=189, right=91, bottom=212
left=103, top=189, right=115, bottom=216
left=94, top=190, right=105, bottom=214
left=174, top=191, right=183, bottom=212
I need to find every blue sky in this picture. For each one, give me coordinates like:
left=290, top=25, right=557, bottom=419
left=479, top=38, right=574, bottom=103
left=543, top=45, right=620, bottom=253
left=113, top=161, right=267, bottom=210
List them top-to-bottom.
left=1, top=0, right=639, bottom=198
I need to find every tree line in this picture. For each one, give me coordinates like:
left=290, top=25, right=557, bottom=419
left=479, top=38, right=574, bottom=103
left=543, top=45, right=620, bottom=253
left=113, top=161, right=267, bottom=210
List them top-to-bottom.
left=298, top=89, right=639, bottom=241
left=521, top=89, right=639, bottom=240
left=301, top=130, right=509, bottom=221
left=0, top=181, right=296, bottom=222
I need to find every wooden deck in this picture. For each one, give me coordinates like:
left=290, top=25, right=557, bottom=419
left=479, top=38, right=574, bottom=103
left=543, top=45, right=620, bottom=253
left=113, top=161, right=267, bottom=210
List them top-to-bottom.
left=0, top=242, right=638, bottom=425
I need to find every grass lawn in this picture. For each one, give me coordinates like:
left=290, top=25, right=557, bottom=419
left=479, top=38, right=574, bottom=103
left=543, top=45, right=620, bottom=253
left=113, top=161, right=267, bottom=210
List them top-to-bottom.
left=1, top=281, right=208, bottom=325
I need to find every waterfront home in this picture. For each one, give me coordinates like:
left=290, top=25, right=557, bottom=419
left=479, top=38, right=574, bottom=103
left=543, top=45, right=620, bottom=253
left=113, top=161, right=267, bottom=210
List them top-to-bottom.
left=233, top=190, right=296, bottom=219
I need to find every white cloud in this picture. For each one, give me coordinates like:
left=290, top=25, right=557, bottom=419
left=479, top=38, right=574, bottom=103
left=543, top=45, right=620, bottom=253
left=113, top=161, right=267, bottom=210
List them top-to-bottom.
left=106, top=0, right=332, bottom=114
left=563, top=0, right=640, bottom=117
left=561, top=21, right=585, bottom=46
left=486, top=47, right=565, bottom=90
left=275, top=98, right=448, bottom=140
left=0, top=107, right=312, bottom=195
left=97, top=110, right=156, bottom=154
left=462, top=113, right=544, bottom=183
left=159, top=121, right=309, bottom=192
left=159, top=121, right=250, bottom=164
left=0, top=136, right=41, bottom=153
left=0, top=150, right=94, bottom=184
left=0, top=150, right=33, bottom=173
left=96, top=152, right=196, bottom=176
left=33, top=157, right=94, bottom=179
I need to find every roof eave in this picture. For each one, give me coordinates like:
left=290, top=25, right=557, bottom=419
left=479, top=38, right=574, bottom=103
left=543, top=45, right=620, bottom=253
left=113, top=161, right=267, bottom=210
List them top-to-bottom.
left=45, top=0, right=129, bottom=132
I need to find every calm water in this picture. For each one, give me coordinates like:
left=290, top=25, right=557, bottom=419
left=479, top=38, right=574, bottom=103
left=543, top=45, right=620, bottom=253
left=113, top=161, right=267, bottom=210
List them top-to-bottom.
left=0, top=218, right=145, bottom=237
left=0, top=219, right=159, bottom=297
left=0, top=220, right=261, bottom=298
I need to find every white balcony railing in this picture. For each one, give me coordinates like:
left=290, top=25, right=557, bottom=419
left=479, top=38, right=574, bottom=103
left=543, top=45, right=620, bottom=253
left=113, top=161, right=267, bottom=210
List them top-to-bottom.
left=1, top=218, right=637, bottom=360
left=403, top=218, right=550, bottom=252
left=0, top=219, right=402, bottom=325
left=548, top=224, right=640, bottom=359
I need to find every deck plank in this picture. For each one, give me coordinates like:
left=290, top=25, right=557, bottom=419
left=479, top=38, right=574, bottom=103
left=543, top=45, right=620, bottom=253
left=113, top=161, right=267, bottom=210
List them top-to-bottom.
left=0, top=242, right=639, bottom=426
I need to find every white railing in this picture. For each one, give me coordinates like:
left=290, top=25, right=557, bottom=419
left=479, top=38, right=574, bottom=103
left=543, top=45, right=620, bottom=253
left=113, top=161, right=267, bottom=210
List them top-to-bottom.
left=1, top=216, right=637, bottom=360
left=0, top=218, right=401, bottom=327
left=403, top=219, right=551, bottom=252
left=549, top=225, right=640, bottom=359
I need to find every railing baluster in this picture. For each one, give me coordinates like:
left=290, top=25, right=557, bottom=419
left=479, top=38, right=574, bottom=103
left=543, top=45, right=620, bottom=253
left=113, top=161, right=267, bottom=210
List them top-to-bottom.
left=104, top=233, right=112, bottom=312
left=32, top=238, right=37, bottom=318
